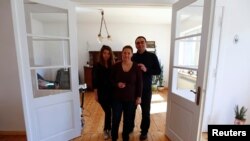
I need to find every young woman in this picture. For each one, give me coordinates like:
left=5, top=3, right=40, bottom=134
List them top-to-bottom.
left=92, top=45, right=115, bottom=140
left=111, top=45, right=143, bottom=141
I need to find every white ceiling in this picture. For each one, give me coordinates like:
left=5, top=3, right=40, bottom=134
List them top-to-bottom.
left=29, top=0, right=175, bottom=24
left=71, top=0, right=177, bottom=6
left=73, top=0, right=176, bottom=24
left=76, top=6, right=172, bottom=24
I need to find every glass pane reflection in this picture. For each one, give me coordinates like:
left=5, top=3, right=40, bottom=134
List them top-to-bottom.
left=176, top=1, right=204, bottom=37
left=24, top=3, right=69, bottom=37
left=175, top=36, right=201, bottom=67
left=27, top=37, right=70, bottom=67
left=31, top=68, right=71, bottom=98
left=172, top=68, right=197, bottom=102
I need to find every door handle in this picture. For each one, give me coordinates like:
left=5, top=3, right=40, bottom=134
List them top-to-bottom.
left=190, top=86, right=201, bottom=105
left=195, top=86, right=201, bottom=105
left=190, top=90, right=196, bottom=94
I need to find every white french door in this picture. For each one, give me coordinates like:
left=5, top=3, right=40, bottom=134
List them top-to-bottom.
left=12, top=0, right=81, bottom=141
left=166, top=0, right=214, bottom=141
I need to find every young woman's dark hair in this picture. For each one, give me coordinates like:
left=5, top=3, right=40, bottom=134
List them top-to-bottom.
left=98, top=45, right=115, bottom=67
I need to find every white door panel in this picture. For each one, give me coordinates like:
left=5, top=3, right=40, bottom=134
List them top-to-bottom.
left=12, top=0, right=81, bottom=141
left=166, top=0, right=214, bottom=140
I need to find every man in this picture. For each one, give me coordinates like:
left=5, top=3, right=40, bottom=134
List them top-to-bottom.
left=131, top=36, right=161, bottom=140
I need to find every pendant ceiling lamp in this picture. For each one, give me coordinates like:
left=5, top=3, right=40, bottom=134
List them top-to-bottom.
left=97, top=9, right=111, bottom=43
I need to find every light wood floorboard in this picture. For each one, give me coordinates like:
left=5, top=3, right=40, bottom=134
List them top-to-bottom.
left=73, top=89, right=170, bottom=141
left=0, top=135, right=26, bottom=141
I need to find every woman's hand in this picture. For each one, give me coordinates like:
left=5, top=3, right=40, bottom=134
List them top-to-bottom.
left=118, top=82, right=126, bottom=88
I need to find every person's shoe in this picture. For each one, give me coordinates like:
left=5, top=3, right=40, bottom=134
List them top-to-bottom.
left=128, top=128, right=134, bottom=134
left=103, top=130, right=110, bottom=140
left=108, top=130, right=111, bottom=137
left=139, top=134, right=148, bottom=140
left=122, top=135, right=129, bottom=141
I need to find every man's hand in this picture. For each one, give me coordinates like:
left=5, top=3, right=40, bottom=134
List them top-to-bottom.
left=138, top=63, right=147, bottom=72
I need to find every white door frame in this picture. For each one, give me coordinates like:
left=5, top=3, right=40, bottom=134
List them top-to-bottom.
left=201, top=5, right=224, bottom=132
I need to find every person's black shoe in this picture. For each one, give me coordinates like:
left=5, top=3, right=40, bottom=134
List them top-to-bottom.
left=128, top=128, right=134, bottom=134
left=122, top=134, right=129, bottom=141
left=139, top=134, right=148, bottom=140
left=122, top=138, right=129, bottom=141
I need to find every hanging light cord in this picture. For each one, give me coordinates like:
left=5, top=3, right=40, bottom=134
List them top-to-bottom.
left=98, top=10, right=110, bottom=38
left=98, top=10, right=104, bottom=36
left=103, top=13, right=110, bottom=36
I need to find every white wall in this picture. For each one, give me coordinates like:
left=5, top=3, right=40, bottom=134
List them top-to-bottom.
left=0, top=0, right=25, bottom=131
left=207, top=0, right=250, bottom=125
left=77, top=22, right=171, bottom=86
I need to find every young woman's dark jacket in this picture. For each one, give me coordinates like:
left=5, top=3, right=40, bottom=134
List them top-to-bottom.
left=92, top=63, right=113, bottom=101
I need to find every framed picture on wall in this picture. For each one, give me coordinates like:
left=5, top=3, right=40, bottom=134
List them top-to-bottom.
left=146, top=41, right=155, bottom=48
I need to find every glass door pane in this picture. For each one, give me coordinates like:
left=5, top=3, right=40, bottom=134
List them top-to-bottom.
left=176, top=1, right=204, bottom=38
left=24, top=3, right=69, bottom=37
left=174, top=36, right=201, bottom=67
left=27, top=37, right=70, bottom=67
left=31, top=68, right=71, bottom=98
left=172, top=68, right=197, bottom=102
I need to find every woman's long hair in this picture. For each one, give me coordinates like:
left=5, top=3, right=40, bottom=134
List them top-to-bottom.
left=98, top=45, right=115, bottom=67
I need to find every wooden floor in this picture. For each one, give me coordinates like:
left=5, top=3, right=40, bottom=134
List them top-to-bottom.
left=0, top=89, right=209, bottom=141
left=73, top=89, right=170, bottom=141
left=0, top=90, right=168, bottom=141
left=0, top=135, right=27, bottom=141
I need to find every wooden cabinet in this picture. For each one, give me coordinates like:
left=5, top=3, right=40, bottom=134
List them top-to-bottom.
left=88, top=51, right=98, bottom=66
left=113, top=51, right=122, bottom=62
left=84, top=66, right=93, bottom=90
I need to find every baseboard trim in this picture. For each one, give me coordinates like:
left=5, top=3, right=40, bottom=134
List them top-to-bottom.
left=0, top=131, right=26, bottom=135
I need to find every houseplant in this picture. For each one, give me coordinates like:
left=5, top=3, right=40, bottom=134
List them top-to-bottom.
left=157, top=65, right=165, bottom=91
left=151, top=75, right=158, bottom=91
left=234, top=105, right=247, bottom=125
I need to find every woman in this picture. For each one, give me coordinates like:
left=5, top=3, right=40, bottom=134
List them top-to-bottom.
left=92, top=45, right=115, bottom=140
left=111, top=45, right=143, bottom=141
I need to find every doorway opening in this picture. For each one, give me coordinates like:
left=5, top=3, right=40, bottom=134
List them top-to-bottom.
left=75, top=5, right=171, bottom=140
